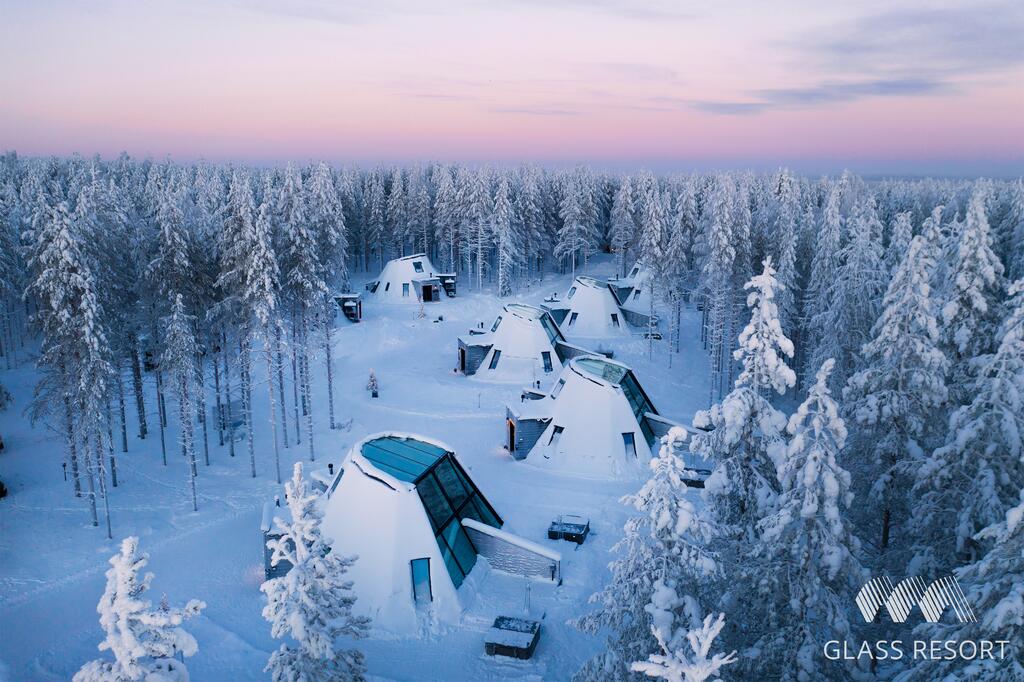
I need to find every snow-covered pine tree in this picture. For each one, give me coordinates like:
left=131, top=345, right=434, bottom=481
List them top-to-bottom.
left=306, top=161, right=347, bottom=434
left=432, top=166, right=459, bottom=273
left=385, top=167, right=407, bottom=258
left=408, top=167, right=432, bottom=256
left=460, top=169, right=492, bottom=289
left=772, top=169, right=801, bottom=335
left=214, top=170, right=261, bottom=477
left=492, top=173, right=519, bottom=297
left=555, top=174, right=595, bottom=280
left=698, top=175, right=736, bottom=403
left=609, top=176, right=636, bottom=277
left=940, top=183, right=1005, bottom=389
left=802, top=184, right=842, bottom=383
left=637, top=189, right=667, bottom=359
left=811, top=196, right=887, bottom=388
left=28, top=199, right=114, bottom=534
left=250, top=199, right=284, bottom=480
left=885, top=211, right=913, bottom=274
left=844, top=235, right=948, bottom=558
left=688, top=259, right=795, bottom=671
left=910, top=279, right=1024, bottom=573
left=161, top=294, right=200, bottom=512
left=754, top=359, right=863, bottom=680
left=575, top=427, right=718, bottom=681
left=262, top=463, right=369, bottom=682
left=75, top=536, right=205, bottom=682
left=631, top=592, right=736, bottom=682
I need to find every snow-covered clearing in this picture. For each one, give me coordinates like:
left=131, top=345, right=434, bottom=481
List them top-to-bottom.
left=0, top=255, right=709, bottom=681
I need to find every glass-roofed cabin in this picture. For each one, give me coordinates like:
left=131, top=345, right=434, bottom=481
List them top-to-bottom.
left=505, top=356, right=700, bottom=479
left=310, top=433, right=561, bottom=633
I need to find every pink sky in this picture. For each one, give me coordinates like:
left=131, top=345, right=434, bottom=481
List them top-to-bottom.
left=1, top=0, right=1022, bottom=174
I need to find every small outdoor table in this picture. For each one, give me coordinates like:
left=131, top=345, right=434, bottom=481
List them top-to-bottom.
left=485, top=616, right=541, bottom=659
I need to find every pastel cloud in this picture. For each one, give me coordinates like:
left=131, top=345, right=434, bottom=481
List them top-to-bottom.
left=0, top=0, right=1020, bottom=174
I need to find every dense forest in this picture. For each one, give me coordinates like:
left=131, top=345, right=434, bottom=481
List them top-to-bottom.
left=0, top=153, right=1022, bottom=680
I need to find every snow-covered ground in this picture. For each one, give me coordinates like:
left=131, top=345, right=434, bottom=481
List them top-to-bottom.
left=0, top=254, right=709, bottom=681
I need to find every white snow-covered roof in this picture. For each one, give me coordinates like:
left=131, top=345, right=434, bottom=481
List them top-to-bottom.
left=367, top=254, right=443, bottom=303
left=617, top=263, right=653, bottom=314
left=558, top=276, right=631, bottom=337
left=460, top=303, right=566, bottom=381
left=520, top=356, right=659, bottom=478
left=319, top=432, right=503, bottom=634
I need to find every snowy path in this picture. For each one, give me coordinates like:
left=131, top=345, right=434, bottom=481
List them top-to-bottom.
left=0, top=255, right=711, bottom=681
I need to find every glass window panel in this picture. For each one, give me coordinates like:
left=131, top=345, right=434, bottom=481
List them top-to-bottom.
left=413, top=261, right=424, bottom=273
left=385, top=282, right=390, bottom=291
left=402, top=282, right=410, bottom=297
left=567, top=286, right=577, bottom=299
left=633, top=289, right=641, bottom=300
left=568, top=312, right=578, bottom=326
left=611, top=313, right=620, bottom=327
left=540, top=314, right=561, bottom=343
left=491, top=316, right=502, bottom=332
left=488, top=349, right=501, bottom=369
left=542, top=351, right=553, bottom=372
left=551, top=378, right=565, bottom=399
left=548, top=425, right=564, bottom=446
left=623, top=432, right=637, bottom=458
left=433, top=460, right=470, bottom=511
left=416, top=474, right=453, bottom=532
left=460, top=496, right=498, bottom=528
left=441, top=519, right=477, bottom=578
left=439, top=541, right=464, bottom=587
left=411, top=558, right=432, bottom=603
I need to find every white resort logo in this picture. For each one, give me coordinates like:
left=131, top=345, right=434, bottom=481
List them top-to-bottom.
left=824, top=575, right=1008, bottom=664
left=855, top=575, right=977, bottom=624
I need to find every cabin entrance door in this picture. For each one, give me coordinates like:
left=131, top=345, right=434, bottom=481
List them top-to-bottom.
left=422, top=285, right=434, bottom=302
left=459, top=348, right=466, bottom=372
left=507, top=419, right=516, bottom=453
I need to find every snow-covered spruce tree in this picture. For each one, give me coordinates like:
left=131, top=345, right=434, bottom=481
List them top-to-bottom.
left=308, top=162, right=346, bottom=434
left=408, top=166, right=432, bottom=255
left=432, top=166, right=459, bottom=272
left=385, top=167, right=407, bottom=257
left=460, top=169, right=493, bottom=289
left=772, top=169, right=802, bottom=336
left=214, top=170, right=259, bottom=476
left=492, top=173, right=519, bottom=297
left=555, top=173, right=597, bottom=279
left=698, top=175, right=736, bottom=404
left=609, top=176, right=636, bottom=277
left=1001, top=179, right=1024, bottom=281
left=940, top=183, right=1004, bottom=392
left=802, top=184, right=842, bottom=383
left=637, top=189, right=667, bottom=360
left=663, top=189, right=693, bottom=361
left=811, top=196, right=887, bottom=389
left=27, top=199, right=115, bottom=534
left=249, top=199, right=284, bottom=480
left=885, top=211, right=913, bottom=274
left=844, top=235, right=948, bottom=559
left=688, top=258, right=795, bottom=674
left=910, top=279, right=1024, bottom=573
left=161, top=295, right=201, bottom=512
left=754, top=359, right=864, bottom=680
left=575, top=427, right=718, bottom=681
left=262, top=463, right=369, bottom=682
left=897, top=489, right=1024, bottom=682
left=75, top=536, right=205, bottom=682
left=631, top=590, right=736, bottom=682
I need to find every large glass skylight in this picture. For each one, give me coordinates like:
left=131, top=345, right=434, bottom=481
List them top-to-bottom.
left=360, top=436, right=503, bottom=588
left=361, top=436, right=446, bottom=483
